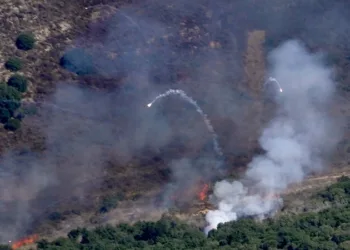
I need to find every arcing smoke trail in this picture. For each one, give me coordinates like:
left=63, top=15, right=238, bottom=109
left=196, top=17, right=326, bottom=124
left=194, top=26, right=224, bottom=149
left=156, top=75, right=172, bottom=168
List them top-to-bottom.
left=205, top=40, right=340, bottom=233
left=147, top=89, right=223, bottom=157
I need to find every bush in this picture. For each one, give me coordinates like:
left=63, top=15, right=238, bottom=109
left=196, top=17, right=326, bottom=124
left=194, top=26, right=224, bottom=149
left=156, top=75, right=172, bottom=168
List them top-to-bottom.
left=15, top=33, right=35, bottom=50
left=60, top=48, right=96, bottom=75
left=4, top=57, right=22, bottom=71
left=7, top=74, right=27, bottom=92
left=0, top=83, right=21, bottom=101
left=0, top=84, right=21, bottom=116
left=0, top=108, right=11, bottom=123
left=15, top=112, right=25, bottom=121
left=4, top=118, right=21, bottom=131
left=99, top=195, right=119, bottom=213
left=48, top=211, right=63, bottom=222
left=68, top=228, right=81, bottom=240
left=0, top=245, right=11, bottom=250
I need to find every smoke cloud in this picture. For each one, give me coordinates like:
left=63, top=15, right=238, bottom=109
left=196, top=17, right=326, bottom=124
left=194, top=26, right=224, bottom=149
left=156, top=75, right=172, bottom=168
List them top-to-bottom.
left=205, top=40, right=341, bottom=233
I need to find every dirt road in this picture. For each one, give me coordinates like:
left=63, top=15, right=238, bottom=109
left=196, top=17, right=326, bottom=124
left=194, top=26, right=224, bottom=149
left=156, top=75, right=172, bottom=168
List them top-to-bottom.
left=285, top=168, right=350, bottom=195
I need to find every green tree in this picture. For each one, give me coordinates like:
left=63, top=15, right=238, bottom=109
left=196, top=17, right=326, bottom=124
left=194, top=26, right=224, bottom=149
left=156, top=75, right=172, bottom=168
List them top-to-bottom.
left=16, top=33, right=35, bottom=50
left=4, top=57, right=22, bottom=71
left=7, top=74, right=28, bottom=92
left=0, top=83, right=21, bottom=101
left=0, top=84, right=21, bottom=116
left=4, top=118, right=21, bottom=131
left=0, top=245, right=11, bottom=250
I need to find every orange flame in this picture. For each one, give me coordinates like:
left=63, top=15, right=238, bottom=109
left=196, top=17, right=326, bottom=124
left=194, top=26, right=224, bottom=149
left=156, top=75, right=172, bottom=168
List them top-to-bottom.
left=198, top=183, right=209, bottom=201
left=11, top=234, right=38, bottom=250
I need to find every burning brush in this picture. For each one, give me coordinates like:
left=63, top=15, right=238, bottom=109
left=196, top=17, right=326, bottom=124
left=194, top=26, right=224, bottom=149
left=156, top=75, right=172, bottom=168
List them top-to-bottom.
left=158, top=179, right=212, bottom=211
left=198, top=183, right=209, bottom=201
left=10, top=234, right=39, bottom=250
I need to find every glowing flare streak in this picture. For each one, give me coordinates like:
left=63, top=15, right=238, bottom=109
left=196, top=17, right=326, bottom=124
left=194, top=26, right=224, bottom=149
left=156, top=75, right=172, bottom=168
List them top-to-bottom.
left=266, top=77, right=283, bottom=92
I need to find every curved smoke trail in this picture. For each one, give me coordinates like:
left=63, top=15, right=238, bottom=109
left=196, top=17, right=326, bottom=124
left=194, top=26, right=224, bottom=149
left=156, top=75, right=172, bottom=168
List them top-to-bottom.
left=147, top=89, right=223, bottom=158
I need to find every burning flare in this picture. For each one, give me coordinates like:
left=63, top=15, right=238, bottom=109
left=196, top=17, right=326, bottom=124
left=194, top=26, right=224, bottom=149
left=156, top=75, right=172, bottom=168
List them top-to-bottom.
left=265, top=77, right=283, bottom=93
left=11, top=234, right=38, bottom=250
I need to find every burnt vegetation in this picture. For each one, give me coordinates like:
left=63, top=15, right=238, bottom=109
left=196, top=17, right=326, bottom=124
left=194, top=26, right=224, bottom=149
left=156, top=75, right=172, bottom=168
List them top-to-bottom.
left=2, top=177, right=349, bottom=250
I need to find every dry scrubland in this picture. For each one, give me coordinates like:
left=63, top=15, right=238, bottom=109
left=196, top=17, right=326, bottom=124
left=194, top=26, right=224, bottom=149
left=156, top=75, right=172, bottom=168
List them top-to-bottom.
left=0, top=0, right=350, bottom=245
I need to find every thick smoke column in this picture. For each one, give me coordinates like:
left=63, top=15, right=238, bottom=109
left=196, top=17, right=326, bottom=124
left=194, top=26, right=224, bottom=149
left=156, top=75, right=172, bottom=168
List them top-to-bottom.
left=205, top=40, right=340, bottom=233
left=147, top=89, right=223, bottom=157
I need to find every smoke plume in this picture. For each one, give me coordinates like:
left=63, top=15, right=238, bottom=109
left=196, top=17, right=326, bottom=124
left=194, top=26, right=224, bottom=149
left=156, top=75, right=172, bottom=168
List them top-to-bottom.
left=205, top=40, right=341, bottom=233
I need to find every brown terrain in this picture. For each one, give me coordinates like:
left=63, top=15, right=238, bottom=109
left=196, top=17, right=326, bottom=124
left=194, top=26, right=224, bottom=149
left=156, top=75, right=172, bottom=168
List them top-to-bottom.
left=0, top=0, right=349, bottom=246
left=243, top=30, right=266, bottom=147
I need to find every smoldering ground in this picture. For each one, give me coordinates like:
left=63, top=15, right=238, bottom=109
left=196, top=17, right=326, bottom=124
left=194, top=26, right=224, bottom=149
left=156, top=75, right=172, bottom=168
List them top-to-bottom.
left=1, top=0, right=350, bottom=242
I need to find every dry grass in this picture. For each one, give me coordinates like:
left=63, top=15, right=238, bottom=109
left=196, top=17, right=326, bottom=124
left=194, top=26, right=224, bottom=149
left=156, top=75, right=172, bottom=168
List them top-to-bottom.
left=242, top=30, right=266, bottom=147
left=244, top=30, right=266, bottom=98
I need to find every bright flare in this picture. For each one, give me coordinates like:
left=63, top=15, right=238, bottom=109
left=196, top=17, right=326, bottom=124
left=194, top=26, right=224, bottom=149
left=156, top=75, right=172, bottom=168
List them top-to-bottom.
left=266, top=77, right=283, bottom=93
left=147, top=103, right=152, bottom=107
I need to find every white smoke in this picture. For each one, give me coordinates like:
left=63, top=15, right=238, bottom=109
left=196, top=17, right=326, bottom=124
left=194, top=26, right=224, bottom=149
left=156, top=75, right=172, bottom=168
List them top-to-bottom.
left=205, top=40, right=340, bottom=233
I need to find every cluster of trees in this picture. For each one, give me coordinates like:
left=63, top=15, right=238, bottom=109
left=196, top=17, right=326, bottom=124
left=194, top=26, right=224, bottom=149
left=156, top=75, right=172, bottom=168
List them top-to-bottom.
left=1, top=33, right=35, bottom=131
left=3, top=176, right=349, bottom=250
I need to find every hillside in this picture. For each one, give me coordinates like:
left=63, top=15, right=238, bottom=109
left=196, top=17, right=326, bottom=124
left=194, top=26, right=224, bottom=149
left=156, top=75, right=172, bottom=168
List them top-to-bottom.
left=0, top=0, right=349, bottom=248
left=4, top=177, right=350, bottom=250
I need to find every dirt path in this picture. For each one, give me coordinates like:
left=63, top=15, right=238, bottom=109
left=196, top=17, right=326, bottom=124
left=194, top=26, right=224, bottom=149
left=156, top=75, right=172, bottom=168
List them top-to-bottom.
left=243, top=30, right=266, bottom=146
left=244, top=30, right=266, bottom=97
left=285, top=169, right=350, bottom=195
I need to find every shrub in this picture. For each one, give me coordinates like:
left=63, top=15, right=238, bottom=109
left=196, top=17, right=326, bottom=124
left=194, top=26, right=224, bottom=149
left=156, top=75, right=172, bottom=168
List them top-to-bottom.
left=16, top=33, right=35, bottom=50
left=60, top=48, right=96, bottom=75
left=4, top=57, right=22, bottom=71
left=7, top=74, right=27, bottom=92
left=0, top=83, right=21, bottom=101
left=0, top=84, right=21, bottom=116
left=1, top=100, right=20, bottom=116
left=0, top=108, right=10, bottom=123
left=15, top=112, right=25, bottom=121
left=4, top=118, right=21, bottom=131
left=99, top=195, right=119, bottom=213
left=48, top=211, right=63, bottom=222
left=68, top=228, right=81, bottom=240
left=36, top=239, right=49, bottom=249
left=0, top=245, right=11, bottom=250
